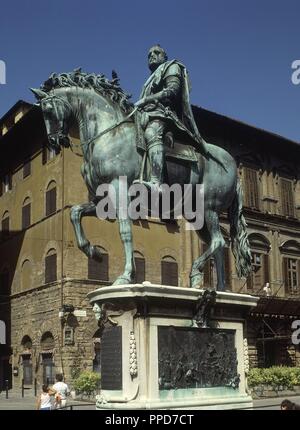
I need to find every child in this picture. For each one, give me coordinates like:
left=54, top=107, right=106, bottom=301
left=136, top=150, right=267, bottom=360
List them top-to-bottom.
left=36, top=384, right=56, bottom=410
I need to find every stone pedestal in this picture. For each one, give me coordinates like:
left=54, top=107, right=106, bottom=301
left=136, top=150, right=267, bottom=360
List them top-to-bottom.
left=87, top=283, right=258, bottom=410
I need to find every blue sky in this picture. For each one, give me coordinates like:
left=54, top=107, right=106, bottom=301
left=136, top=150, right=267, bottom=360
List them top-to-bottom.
left=0, top=0, right=299, bottom=141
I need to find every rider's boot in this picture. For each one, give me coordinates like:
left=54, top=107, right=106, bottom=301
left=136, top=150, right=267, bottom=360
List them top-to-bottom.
left=141, top=143, right=164, bottom=193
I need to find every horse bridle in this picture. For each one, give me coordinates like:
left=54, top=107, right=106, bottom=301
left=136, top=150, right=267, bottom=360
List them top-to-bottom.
left=42, top=92, right=137, bottom=152
left=41, top=93, right=73, bottom=144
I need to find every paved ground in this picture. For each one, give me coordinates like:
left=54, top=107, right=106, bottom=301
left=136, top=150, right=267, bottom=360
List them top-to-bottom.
left=0, top=388, right=95, bottom=410
left=1, top=388, right=300, bottom=410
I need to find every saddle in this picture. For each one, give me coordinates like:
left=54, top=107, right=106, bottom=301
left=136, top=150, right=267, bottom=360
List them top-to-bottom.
left=136, top=131, right=199, bottom=163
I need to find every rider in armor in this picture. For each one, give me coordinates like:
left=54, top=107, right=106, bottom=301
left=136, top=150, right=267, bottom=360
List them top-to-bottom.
left=135, top=44, right=209, bottom=191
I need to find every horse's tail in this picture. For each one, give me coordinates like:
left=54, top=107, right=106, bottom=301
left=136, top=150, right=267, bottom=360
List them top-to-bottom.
left=228, top=180, right=252, bottom=278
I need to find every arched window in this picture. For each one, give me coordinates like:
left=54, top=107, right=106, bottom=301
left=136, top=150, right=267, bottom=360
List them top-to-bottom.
left=45, top=181, right=57, bottom=216
left=22, top=197, right=31, bottom=229
left=1, top=211, right=9, bottom=240
left=247, top=234, right=271, bottom=293
left=280, top=240, right=300, bottom=296
left=88, top=247, right=109, bottom=281
left=45, top=249, right=57, bottom=283
left=134, top=251, right=145, bottom=283
left=161, top=255, right=178, bottom=286
left=21, top=260, right=32, bottom=291
left=0, top=268, right=10, bottom=295
left=0, top=320, right=6, bottom=344
left=41, top=331, right=55, bottom=350
left=21, top=335, right=32, bottom=350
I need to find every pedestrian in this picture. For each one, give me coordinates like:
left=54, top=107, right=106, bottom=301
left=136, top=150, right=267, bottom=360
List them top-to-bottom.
left=52, top=373, right=70, bottom=409
left=36, top=384, right=56, bottom=410
left=280, top=399, right=300, bottom=410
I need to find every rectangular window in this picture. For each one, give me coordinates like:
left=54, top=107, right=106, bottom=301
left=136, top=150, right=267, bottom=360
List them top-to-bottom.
left=23, top=161, right=31, bottom=179
left=243, top=168, right=260, bottom=210
left=280, top=178, right=295, bottom=217
left=46, top=188, right=57, bottom=216
left=22, top=204, right=31, bottom=229
left=247, top=252, right=269, bottom=292
left=45, top=254, right=57, bottom=283
left=88, top=254, right=109, bottom=281
left=134, top=257, right=145, bottom=283
left=283, top=257, right=299, bottom=295
left=161, top=260, right=178, bottom=286
left=42, top=356, right=55, bottom=385
left=22, top=358, right=33, bottom=385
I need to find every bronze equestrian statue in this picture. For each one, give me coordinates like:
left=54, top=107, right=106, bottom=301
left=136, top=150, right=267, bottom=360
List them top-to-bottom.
left=30, top=47, right=251, bottom=290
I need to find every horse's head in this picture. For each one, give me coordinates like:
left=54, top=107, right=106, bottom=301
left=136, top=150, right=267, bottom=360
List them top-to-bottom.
left=30, top=88, right=72, bottom=153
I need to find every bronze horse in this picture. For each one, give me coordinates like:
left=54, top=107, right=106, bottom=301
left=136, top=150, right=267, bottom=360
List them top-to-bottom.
left=31, top=70, right=251, bottom=290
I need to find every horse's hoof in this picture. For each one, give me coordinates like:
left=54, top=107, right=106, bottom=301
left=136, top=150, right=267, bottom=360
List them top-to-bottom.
left=189, top=272, right=203, bottom=289
left=112, top=275, right=132, bottom=286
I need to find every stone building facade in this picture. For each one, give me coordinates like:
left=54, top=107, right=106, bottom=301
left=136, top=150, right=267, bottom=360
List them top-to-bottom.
left=0, top=99, right=299, bottom=390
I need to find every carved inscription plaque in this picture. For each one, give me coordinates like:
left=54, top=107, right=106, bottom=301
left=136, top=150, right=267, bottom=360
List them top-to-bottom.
left=100, top=326, right=122, bottom=390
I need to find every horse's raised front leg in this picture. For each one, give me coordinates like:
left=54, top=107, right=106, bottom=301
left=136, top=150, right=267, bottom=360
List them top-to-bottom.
left=110, top=179, right=135, bottom=285
left=70, top=201, right=102, bottom=260
left=190, top=210, right=225, bottom=291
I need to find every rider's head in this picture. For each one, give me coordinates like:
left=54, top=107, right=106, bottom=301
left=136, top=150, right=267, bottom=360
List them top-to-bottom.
left=148, top=45, right=168, bottom=72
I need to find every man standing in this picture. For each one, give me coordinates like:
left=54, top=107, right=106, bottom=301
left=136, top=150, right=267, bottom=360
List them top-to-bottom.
left=135, top=44, right=209, bottom=191
left=52, top=373, right=70, bottom=409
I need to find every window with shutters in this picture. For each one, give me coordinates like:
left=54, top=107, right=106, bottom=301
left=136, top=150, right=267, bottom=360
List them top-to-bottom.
left=23, top=160, right=31, bottom=179
left=243, top=167, right=260, bottom=210
left=280, top=178, right=295, bottom=217
left=45, top=182, right=57, bottom=216
left=22, top=198, right=31, bottom=229
left=1, top=213, right=9, bottom=240
left=88, top=249, right=109, bottom=281
left=45, top=251, right=57, bottom=283
left=133, top=251, right=145, bottom=283
left=161, top=256, right=178, bottom=286
left=283, top=257, right=299, bottom=295
left=0, top=269, right=10, bottom=295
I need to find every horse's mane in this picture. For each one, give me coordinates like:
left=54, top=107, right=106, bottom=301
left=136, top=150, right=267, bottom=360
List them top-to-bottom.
left=40, top=68, right=133, bottom=113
